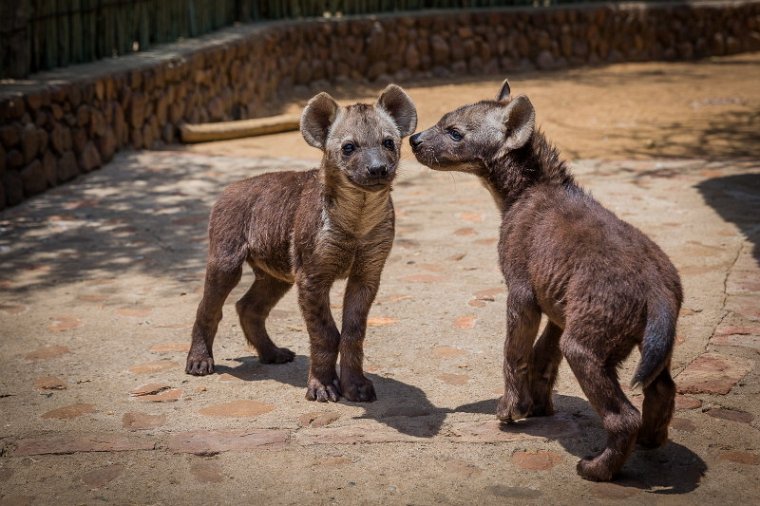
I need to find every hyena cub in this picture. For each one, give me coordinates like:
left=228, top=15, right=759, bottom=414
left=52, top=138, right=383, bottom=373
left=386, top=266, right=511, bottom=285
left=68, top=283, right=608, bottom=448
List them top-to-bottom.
left=410, top=80, right=682, bottom=481
left=186, top=85, right=417, bottom=403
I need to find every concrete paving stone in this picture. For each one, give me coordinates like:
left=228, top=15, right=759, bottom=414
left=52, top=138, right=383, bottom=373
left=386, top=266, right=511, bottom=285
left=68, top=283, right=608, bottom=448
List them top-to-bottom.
left=47, top=315, right=81, bottom=332
left=453, top=315, right=477, bottom=329
left=366, top=316, right=397, bottom=327
left=149, top=342, right=191, bottom=353
left=24, top=345, right=70, bottom=361
left=431, top=346, right=467, bottom=359
left=676, top=352, right=754, bottom=395
left=128, top=360, right=178, bottom=374
left=438, top=373, right=469, bottom=385
left=33, top=376, right=67, bottom=390
left=130, top=383, right=171, bottom=397
left=138, top=388, right=183, bottom=402
left=674, top=395, right=702, bottom=410
left=198, top=399, right=275, bottom=417
left=41, top=403, right=97, bottom=420
left=705, top=407, right=754, bottom=424
left=122, top=411, right=167, bottom=430
left=298, top=411, right=341, bottom=428
left=449, top=414, right=580, bottom=443
left=670, top=417, right=697, bottom=433
left=295, top=423, right=423, bottom=445
left=165, top=429, right=289, bottom=454
left=13, top=433, right=156, bottom=455
left=511, top=450, right=564, bottom=471
left=719, top=451, right=760, bottom=465
left=189, top=461, right=225, bottom=483
left=81, top=463, right=124, bottom=488
left=0, top=496, right=34, bottom=506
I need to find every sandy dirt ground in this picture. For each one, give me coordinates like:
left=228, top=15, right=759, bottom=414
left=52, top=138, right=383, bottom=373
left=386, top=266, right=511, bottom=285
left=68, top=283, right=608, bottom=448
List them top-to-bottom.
left=1, top=53, right=759, bottom=505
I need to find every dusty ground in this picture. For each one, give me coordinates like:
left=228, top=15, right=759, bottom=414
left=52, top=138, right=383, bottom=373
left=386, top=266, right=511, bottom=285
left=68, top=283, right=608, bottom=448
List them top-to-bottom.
left=1, top=53, right=759, bottom=505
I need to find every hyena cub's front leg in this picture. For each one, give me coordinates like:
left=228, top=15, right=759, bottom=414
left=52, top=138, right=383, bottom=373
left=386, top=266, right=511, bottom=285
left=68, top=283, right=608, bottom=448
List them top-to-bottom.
left=297, top=274, right=341, bottom=402
left=339, top=276, right=380, bottom=402
left=497, top=289, right=542, bottom=422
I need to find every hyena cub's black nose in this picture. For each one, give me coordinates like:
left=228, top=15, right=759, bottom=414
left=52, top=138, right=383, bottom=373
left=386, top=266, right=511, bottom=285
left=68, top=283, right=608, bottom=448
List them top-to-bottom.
left=409, top=133, right=422, bottom=149
left=368, top=165, right=389, bottom=178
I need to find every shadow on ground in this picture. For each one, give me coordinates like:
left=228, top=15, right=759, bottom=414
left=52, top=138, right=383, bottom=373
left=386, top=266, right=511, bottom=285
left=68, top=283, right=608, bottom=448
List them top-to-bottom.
left=0, top=153, right=313, bottom=295
left=697, top=173, right=760, bottom=265
left=216, top=353, right=706, bottom=493
left=215, top=354, right=447, bottom=438
left=458, top=394, right=706, bottom=494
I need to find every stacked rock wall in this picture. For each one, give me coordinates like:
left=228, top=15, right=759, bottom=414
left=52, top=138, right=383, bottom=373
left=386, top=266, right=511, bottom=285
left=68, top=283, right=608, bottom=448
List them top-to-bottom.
left=2, top=1, right=760, bottom=209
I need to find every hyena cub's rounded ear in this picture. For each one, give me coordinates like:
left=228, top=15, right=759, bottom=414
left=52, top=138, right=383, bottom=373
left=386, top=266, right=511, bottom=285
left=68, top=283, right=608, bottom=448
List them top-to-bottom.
left=496, top=78, right=511, bottom=102
left=376, top=85, right=418, bottom=138
left=301, top=92, right=340, bottom=149
left=503, top=95, right=535, bottom=150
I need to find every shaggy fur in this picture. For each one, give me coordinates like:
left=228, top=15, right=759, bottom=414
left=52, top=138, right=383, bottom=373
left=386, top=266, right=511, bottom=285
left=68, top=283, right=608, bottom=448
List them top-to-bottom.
left=410, top=79, right=682, bottom=481
left=186, top=85, right=417, bottom=403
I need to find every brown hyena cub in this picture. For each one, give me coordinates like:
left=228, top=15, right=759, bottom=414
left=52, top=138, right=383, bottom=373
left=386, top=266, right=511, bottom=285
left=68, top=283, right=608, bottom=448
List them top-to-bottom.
left=410, top=80, right=682, bottom=481
left=186, top=85, right=417, bottom=403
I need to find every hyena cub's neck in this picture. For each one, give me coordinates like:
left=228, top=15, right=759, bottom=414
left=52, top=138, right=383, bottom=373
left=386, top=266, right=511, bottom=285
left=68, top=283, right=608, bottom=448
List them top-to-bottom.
left=482, top=130, right=576, bottom=211
left=320, top=163, right=392, bottom=238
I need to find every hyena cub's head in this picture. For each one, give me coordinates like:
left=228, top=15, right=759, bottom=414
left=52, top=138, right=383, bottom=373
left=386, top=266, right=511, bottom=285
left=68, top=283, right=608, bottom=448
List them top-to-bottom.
left=410, top=79, right=535, bottom=175
left=301, top=85, right=417, bottom=192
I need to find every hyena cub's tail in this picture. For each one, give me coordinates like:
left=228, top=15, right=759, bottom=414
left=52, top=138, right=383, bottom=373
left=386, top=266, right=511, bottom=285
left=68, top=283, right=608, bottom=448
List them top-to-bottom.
left=631, top=291, right=679, bottom=389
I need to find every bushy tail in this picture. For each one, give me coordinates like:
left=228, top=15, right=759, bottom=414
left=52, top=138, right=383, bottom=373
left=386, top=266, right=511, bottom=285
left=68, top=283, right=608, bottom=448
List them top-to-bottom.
left=631, top=294, right=678, bottom=389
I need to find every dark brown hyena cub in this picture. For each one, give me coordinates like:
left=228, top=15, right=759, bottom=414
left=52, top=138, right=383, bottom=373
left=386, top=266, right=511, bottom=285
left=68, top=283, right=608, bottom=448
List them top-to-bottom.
left=410, top=80, right=682, bottom=481
left=186, top=85, right=417, bottom=403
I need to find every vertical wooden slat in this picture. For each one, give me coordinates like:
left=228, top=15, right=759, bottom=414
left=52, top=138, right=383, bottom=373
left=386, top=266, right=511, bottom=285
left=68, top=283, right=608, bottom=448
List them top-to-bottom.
left=41, top=0, right=57, bottom=70
left=57, top=0, right=70, bottom=67
left=69, top=0, right=82, bottom=63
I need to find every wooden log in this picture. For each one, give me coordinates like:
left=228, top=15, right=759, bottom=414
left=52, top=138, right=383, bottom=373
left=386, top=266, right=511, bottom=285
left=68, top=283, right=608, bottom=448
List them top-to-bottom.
left=180, top=114, right=301, bottom=143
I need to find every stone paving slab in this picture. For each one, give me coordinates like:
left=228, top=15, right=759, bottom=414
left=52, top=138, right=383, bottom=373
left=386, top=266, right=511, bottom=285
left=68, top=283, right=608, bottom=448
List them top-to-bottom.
left=0, top=147, right=759, bottom=504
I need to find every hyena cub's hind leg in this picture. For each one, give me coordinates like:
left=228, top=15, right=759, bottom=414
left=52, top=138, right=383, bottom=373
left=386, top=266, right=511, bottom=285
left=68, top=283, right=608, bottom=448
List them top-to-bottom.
left=236, top=267, right=296, bottom=364
left=529, top=321, right=563, bottom=417
left=560, top=331, right=642, bottom=481
left=637, top=363, right=675, bottom=448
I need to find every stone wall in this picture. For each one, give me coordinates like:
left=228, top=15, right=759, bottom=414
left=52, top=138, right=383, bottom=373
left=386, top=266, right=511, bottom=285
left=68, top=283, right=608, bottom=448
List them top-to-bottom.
left=1, top=1, right=759, bottom=210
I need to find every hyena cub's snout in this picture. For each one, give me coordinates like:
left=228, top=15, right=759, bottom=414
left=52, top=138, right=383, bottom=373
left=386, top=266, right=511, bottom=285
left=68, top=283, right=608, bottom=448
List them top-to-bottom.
left=349, top=145, right=397, bottom=190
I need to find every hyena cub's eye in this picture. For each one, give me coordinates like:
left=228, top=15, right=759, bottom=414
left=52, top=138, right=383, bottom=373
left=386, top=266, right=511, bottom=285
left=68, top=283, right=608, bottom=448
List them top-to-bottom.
left=448, top=129, right=463, bottom=142
left=382, top=138, right=395, bottom=150
left=342, top=143, right=356, bottom=155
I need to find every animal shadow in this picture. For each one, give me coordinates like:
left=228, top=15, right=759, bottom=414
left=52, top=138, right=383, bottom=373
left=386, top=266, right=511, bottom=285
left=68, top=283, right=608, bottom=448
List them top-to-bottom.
left=214, top=354, right=446, bottom=438
left=459, top=394, right=705, bottom=493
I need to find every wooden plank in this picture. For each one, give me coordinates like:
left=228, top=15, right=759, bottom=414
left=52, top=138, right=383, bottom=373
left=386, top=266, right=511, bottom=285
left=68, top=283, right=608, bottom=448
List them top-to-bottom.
left=180, top=114, right=302, bottom=143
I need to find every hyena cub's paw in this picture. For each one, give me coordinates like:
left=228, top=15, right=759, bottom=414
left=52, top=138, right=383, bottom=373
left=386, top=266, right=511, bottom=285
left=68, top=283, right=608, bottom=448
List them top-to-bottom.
left=258, top=346, right=296, bottom=365
left=185, top=353, right=215, bottom=376
left=340, top=373, right=376, bottom=403
left=306, top=376, right=341, bottom=403
left=496, top=394, right=533, bottom=423
left=576, top=456, right=615, bottom=482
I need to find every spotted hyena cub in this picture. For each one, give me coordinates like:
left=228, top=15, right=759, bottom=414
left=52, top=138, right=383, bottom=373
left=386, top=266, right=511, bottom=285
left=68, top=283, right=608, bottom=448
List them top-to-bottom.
left=410, top=79, right=682, bottom=481
left=186, top=85, right=417, bottom=403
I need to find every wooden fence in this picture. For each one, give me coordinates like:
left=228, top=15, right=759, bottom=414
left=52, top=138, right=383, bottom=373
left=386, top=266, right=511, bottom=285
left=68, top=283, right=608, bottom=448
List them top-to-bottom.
left=1, top=0, right=646, bottom=78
